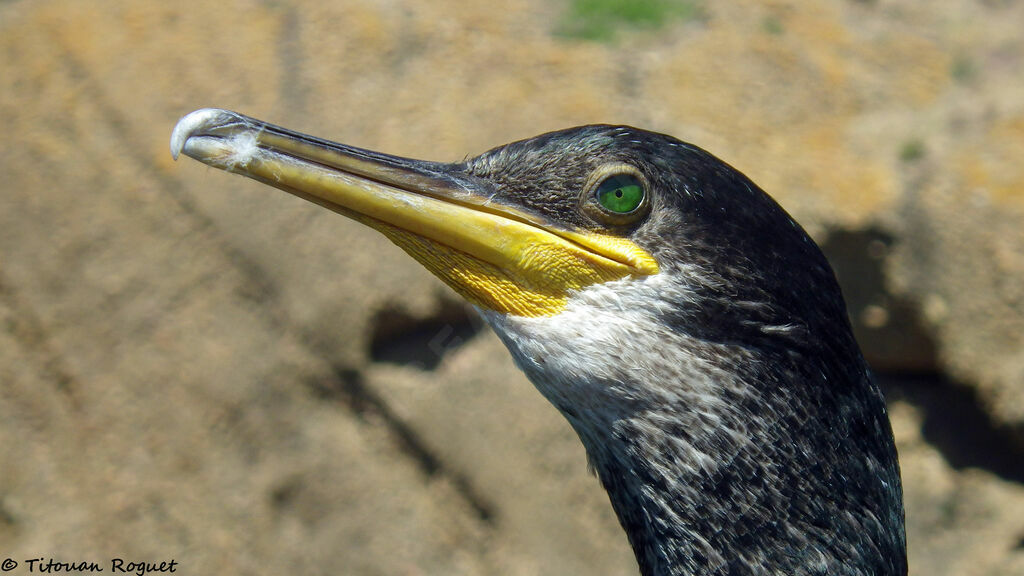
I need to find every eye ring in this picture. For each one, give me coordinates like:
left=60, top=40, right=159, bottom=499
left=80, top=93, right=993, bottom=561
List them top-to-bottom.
left=580, top=164, right=651, bottom=226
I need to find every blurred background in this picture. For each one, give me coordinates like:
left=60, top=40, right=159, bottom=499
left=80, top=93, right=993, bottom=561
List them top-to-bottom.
left=1, top=0, right=1023, bottom=574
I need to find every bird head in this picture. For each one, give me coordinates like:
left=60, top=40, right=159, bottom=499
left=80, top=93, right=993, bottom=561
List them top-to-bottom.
left=170, top=110, right=844, bottom=346
left=171, top=110, right=857, bottom=415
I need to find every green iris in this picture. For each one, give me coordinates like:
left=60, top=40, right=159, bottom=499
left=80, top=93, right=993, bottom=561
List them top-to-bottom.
left=595, top=174, right=645, bottom=214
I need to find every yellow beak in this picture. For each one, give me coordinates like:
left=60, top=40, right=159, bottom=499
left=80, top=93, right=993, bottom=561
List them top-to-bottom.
left=171, top=109, right=658, bottom=317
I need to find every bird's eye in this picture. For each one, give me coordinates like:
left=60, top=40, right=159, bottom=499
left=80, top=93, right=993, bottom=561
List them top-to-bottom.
left=595, top=174, right=645, bottom=214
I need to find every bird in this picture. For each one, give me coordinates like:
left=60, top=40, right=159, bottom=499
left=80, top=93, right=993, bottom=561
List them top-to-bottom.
left=171, top=108, right=907, bottom=576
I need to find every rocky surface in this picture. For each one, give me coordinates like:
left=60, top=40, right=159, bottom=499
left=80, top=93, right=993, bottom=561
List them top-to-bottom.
left=1, top=0, right=1023, bottom=574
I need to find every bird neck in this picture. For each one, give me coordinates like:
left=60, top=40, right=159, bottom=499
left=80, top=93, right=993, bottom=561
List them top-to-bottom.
left=480, top=276, right=906, bottom=576
left=570, top=358, right=906, bottom=576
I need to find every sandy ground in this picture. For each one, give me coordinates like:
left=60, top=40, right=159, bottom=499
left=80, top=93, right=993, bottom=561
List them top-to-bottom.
left=2, top=0, right=1023, bottom=574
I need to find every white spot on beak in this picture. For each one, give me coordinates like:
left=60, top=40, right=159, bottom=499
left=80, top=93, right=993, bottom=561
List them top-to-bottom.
left=223, top=130, right=260, bottom=169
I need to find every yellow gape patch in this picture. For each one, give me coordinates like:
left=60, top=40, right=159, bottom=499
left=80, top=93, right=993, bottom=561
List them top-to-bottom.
left=373, top=219, right=659, bottom=317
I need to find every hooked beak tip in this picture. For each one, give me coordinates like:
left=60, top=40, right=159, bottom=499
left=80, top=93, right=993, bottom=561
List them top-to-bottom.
left=170, top=108, right=243, bottom=160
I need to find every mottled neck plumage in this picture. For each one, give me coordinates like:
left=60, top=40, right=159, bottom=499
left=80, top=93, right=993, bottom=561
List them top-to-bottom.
left=483, top=269, right=906, bottom=576
left=571, top=344, right=906, bottom=576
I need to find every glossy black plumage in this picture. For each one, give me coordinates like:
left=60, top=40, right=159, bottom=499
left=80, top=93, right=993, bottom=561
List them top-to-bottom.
left=463, top=126, right=906, bottom=576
